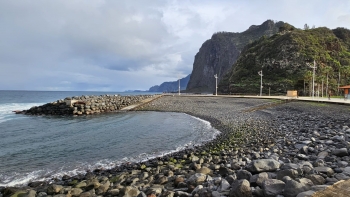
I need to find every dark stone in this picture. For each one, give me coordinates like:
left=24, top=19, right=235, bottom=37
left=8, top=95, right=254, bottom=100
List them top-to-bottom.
left=299, top=146, right=309, bottom=155
left=332, top=148, right=349, bottom=157
left=237, top=170, right=252, bottom=181
left=229, top=179, right=252, bottom=197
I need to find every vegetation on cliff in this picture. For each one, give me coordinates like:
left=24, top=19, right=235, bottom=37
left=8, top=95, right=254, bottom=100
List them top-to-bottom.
left=186, top=20, right=285, bottom=93
left=219, top=25, right=350, bottom=95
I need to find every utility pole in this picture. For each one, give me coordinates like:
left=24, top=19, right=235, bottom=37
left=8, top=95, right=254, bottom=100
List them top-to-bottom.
left=307, top=60, right=316, bottom=99
left=258, top=70, right=263, bottom=96
left=214, top=74, right=218, bottom=96
left=178, top=77, right=181, bottom=95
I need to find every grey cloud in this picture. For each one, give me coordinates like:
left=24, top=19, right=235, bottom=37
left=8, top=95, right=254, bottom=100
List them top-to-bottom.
left=0, top=0, right=349, bottom=91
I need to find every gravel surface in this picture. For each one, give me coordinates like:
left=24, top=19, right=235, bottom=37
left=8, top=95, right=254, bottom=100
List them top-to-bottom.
left=2, top=95, right=350, bottom=197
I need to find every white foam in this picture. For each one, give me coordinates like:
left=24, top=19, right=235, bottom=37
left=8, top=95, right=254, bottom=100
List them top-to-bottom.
left=0, top=103, right=44, bottom=123
left=186, top=113, right=221, bottom=137
left=0, top=170, right=46, bottom=187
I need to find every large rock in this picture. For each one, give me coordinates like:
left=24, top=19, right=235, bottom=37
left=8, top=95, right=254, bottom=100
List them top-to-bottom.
left=332, top=148, right=349, bottom=157
left=317, top=151, right=328, bottom=159
left=246, top=159, right=280, bottom=173
left=281, top=163, right=299, bottom=170
left=196, top=167, right=212, bottom=175
left=314, top=167, right=334, bottom=176
left=343, top=167, right=350, bottom=176
left=276, top=169, right=298, bottom=180
left=237, top=170, right=252, bottom=180
left=250, top=172, right=269, bottom=187
left=187, top=173, right=207, bottom=185
left=334, top=173, right=350, bottom=180
left=305, top=174, right=326, bottom=185
left=154, top=176, right=168, bottom=184
left=284, top=178, right=314, bottom=197
left=218, top=179, right=231, bottom=192
left=229, top=179, right=252, bottom=197
left=262, top=179, right=285, bottom=197
left=96, top=180, right=110, bottom=194
left=47, top=184, right=63, bottom=195
left=123, top=186, right=140, bottom=197
left=70, top=188, right=83, bottom=197
left=79, top=189, right=95, bottom=197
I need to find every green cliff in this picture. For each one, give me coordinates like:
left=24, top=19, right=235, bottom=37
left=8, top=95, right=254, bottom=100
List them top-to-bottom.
left=219, top=25, right=350, bottom=96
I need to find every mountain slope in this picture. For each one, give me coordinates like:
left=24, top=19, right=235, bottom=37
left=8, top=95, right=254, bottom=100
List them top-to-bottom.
left=186, top=20, right=285, bottom=93
left=219, top=26, right=350, bottom=95
left=148, top=74, right=191, bottom=92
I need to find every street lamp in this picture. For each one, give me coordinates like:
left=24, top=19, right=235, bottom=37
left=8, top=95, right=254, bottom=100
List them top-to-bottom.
left=307, top=60, right=316, bottom=99
left=258, top=70, right=263, bottom=96
left=214, top=74, right=218, bottom=96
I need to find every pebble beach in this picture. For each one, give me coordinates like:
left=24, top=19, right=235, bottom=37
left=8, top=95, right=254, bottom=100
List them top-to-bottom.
left=2, top=95, right=350, bottom=197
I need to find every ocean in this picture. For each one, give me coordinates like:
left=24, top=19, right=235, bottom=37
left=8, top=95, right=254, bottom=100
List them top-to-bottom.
left=0, top=91, right=220, bottom=187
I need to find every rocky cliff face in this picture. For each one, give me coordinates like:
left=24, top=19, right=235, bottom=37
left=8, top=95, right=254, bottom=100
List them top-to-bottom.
left=186, top=20, right=285, bottom=93
left=148, top=74, right=191, bottom=92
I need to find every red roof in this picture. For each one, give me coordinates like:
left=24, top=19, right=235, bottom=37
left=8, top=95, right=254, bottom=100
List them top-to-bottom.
left=339, top=85, right=350, bottom=89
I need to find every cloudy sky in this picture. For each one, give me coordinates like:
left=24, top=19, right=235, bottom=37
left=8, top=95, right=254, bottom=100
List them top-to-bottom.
left=1, top=0, right=349, bottom=91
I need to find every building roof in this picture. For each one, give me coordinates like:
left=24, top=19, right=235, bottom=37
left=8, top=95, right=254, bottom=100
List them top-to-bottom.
left=339, top=85, right=350, bottom=89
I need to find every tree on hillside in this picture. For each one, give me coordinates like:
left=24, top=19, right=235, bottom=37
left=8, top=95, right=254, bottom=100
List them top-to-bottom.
left=304, top=24, right=310, bottom=30
left=332, top=60, right=342, bottom=95
left=322, top=65, right=333, bottom=97
left=342, top=66, right=350, bottom=85
left=304, top=70, right=313, bottom=96
left=316, top=73, right=326, bottom=97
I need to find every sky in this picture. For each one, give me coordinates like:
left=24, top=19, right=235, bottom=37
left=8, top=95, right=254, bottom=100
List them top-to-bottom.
left=0, top=0, right=349, bottom=91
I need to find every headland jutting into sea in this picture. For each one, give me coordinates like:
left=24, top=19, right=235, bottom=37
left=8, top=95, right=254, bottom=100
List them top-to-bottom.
left=2, top=95, right=350, bottom=197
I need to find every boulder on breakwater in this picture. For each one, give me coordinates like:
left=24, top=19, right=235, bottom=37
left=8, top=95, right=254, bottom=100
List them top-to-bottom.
left=21, top=94, right=155, bottom=115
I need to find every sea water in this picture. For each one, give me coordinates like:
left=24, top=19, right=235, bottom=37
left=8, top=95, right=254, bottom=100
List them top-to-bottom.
left=0, top=91, right=220, bottom=187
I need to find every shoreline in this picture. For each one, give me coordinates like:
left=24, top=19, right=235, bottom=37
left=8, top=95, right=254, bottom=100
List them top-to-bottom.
left=2, top=96, right=350, bottom=197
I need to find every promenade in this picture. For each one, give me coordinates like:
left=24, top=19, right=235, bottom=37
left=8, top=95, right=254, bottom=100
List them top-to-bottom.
left=166, top=93, right=350, bottom=105
left=226, top=95, right=350, bottom=105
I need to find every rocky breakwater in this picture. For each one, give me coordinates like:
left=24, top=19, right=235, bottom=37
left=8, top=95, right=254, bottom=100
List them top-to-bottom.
left=21, top=95, right=156, bottom=115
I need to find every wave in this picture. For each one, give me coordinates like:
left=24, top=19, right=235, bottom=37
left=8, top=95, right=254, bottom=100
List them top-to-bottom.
left=0, top=103, right=44, bottom=123
left=0, top=111, right=221, bottom=187
left=188, top=113, right=221, bottom=135
left=0, top=143, right=199, bottom=187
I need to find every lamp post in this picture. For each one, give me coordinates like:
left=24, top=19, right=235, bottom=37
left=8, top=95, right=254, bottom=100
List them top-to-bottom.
left=307, top=60, right=316, bottom=99
left=258, top=70, right=263, bottom=96
left=214, top=74, right=218, bottom=96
